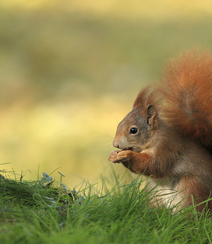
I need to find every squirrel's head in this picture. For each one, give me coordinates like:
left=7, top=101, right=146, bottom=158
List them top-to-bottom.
left=113, top=88, right=159, bottom=152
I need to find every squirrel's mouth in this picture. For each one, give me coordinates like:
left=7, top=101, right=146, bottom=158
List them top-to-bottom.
left=120, top=147, right=133, bottom=151
left=123, top=147, right=140, bottom=152
left=123, top=147, right=142, bottom=153
left=126, top=147, right=133, bottom=151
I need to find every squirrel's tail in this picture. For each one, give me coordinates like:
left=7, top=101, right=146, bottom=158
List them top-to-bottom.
left=160, top=50, right=212, bottom=149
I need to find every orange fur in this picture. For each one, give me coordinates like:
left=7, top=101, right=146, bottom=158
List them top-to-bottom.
left=108, top=50, right=212, bottom=212
left=161, top=50, right=212, bottom=146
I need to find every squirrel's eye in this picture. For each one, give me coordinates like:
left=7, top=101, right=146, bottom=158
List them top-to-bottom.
left=130, top=127, right=138, bottom=134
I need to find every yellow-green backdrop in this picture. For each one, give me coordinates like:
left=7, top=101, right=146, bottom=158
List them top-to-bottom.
left=0, top=0, right=212, bottom=189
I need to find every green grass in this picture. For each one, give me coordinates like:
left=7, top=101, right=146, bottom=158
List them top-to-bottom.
left=1, top=172, right=212, bottom=244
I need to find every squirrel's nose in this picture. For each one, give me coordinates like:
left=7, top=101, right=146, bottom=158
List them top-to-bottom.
left=113, top=139, right=119, bottom=148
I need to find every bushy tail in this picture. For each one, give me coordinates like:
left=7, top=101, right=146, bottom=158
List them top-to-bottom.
left=160, top=50, right=212, bottom=148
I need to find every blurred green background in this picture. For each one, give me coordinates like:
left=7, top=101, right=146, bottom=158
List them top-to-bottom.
left=1, top=0, right=212, bottom=188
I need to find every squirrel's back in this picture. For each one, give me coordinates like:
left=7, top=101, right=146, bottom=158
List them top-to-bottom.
left=160, top=50, right=212, bottom=152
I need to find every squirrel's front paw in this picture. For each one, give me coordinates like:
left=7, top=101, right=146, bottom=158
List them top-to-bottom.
left=108, top=150, right=133, bottom=163
left=108, top=150, right=120, bottom=163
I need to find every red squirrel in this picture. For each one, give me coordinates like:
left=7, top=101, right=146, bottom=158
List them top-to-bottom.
left=108, top=50, right=212, bottom=212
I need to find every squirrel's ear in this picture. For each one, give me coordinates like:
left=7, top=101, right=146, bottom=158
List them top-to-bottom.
left=133, top=87, right=149, bottom=109
left=142, top=89, right=158, bottom=129
left=143, top=103, right=157, bottom=118
left=145, top=104, right=158, bottom=128
left=146, top=104, right=156, bottom=117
